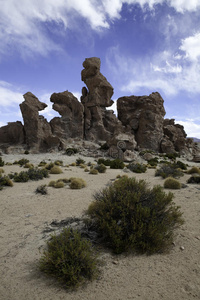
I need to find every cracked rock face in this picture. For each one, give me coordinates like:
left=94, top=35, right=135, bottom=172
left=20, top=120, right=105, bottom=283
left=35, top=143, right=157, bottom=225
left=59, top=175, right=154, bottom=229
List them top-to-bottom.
left=50, top=90, right=84, bottom=140
left=20, top=92, right=59, bottom=151
left=117, top=92, right=166, bottom=152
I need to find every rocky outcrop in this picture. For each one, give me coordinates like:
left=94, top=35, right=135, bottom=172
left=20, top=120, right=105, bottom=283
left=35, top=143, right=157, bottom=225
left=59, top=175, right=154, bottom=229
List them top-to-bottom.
left=81, top=57, right=124, bottom=141
left=50, top=91, right=84, bottom=140
left=20, top=92, right=60, bottom=151
left=117, top=92, right=166, bottom=152
left=161, top=119, right=187, bottom=154
left=0, top=121, right=25, bottom=145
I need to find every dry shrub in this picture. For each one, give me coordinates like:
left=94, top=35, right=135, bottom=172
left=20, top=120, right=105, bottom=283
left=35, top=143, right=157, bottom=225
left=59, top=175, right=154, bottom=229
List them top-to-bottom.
left=49, top=166, right=63, bottom=174
left=187, top=166, right=200, bottom=174
left=89, top=169, right=99, bottom=175
left=164, top=177, right=181, bottom=189
left=70, top=178, right=86, bottom=189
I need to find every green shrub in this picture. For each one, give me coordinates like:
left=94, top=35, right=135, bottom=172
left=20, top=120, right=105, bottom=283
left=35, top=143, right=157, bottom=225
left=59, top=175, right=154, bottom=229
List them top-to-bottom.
left=99, top=143, right=109, bottom=150
left=65, top=148, right=79, bottom=156
left=24, top=150, right=29, bottom=155
left=166, top=153, right=180, bottom=160
left=0, top=157, right=4, bottom=167
left=13, top=158, right=29, bottom=166
left=76, top=158, right=86, bottom=166
left=97, top=158, right=112, bottom=166
left=147, top=158, right=158, bottom=167
left=109, top=159, right=125, bottom=169
left=38, top=160, right=47, bottom=167
left=175, top=161, right=188, bottom=170
left=44, top=162, right=55, bottom=170
left=128, top=163, right=147, bottom=173
left=155, top=163, right=184, bottom=179
left=95, top=164, right=107, bottom=173
left=49, top=166, right=63, bottom=174
left=187, top=166, right=200, bottom=174
left=0, top=168, right=4, bottom=174
left=28, top=168, right=49, bottom=180
left=89, top=169, right=99, bottom=175
left=14, top=171, right=29, bottom=182
left=0, top=176, right=13, bottom=188
left=187, top=176, right=200, bottom=184
left=87, top=177, right=184, bottom=254
left=164, top=177, right=181, bottom=189
left=70, top=178, right=86, bottom=189
left=48, top=180, right=56, bottom=187
left=35, top=185, right=48, bottom=195
left=39, top=228, right=98, bottom=289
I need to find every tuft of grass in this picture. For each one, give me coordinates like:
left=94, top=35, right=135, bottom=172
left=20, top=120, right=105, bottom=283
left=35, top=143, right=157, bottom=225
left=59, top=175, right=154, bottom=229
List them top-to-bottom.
left=13, top=158, right=29, bottom=166
left=76, top=158, right=86, bottom=166
left=54, top=160, right=63, bottom=166
left=70, top=162, right=76, bottom=167
left=24, top=163, right=34, bottom=169
left=155, top=163, right=184, bottom=179
left=95, top=164, right=107, bottom=173
left=49, top=166, right=63, bottom=174
left=187, top=166, right=200, bottom=174
left=89, top=169, right=99, bottom=175
left=0, top=176, right=13, bottom=189
left=86, top=176, right=184, bottom=254
left=164, top=177, right=181, bottom=189
left=70, top=178, right=86, bottom=189
left=48, top=180, right=56, bottom=187
left=54, top=181, right=65, bottom=188
left=39, top=228, right=99, bottom=289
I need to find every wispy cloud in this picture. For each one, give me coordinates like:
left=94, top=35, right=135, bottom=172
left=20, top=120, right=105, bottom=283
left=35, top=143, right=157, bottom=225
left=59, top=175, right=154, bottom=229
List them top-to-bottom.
left=1, top=1, right=200, bottom=59
left=175, top=119, right=200, bottom=138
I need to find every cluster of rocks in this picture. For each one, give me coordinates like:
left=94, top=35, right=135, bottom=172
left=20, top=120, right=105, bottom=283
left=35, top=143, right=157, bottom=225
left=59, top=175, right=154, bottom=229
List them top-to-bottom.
left=0, top=57, right=199, bottom=161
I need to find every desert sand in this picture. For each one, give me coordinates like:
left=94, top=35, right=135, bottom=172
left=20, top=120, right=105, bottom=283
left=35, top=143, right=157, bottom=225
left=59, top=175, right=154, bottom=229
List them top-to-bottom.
left=0, top=153, right=200, bottom=300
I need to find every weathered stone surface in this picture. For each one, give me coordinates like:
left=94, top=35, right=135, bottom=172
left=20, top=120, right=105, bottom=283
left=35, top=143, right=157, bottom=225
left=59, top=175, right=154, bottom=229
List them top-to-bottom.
left=81, top=57, right=122, bottom=141
left=50, top=90, right=84, bottom=140
left=20, top=92, right=59, bottom=151
left=117, top=92, right=166, bottom=152
left=163, top=119, right=187, bottom=153
left=0, top=121, right=25, bottom=145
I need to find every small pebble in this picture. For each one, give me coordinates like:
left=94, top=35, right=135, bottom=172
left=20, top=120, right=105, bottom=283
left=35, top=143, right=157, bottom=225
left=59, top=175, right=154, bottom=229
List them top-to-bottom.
left=180, top=246, right=185, bottom=251
left=112, top=261, right=119, bottom=265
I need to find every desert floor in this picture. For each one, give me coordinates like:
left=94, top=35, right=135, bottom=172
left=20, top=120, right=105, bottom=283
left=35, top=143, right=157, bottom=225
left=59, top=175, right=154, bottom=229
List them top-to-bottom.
left=0, top=153, right=200, bottom=300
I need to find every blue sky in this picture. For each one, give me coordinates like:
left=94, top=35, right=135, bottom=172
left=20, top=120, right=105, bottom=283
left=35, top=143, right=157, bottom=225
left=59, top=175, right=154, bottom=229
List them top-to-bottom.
left=0, top=0, right=200, bottom=138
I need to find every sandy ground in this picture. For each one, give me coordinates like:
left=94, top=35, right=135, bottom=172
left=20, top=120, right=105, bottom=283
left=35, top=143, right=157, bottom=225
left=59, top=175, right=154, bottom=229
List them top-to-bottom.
left=0, top=153, right=200, bottom=300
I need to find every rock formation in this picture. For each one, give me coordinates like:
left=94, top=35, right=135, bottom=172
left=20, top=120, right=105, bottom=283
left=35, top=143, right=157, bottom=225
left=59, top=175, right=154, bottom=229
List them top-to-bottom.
left=0, top=57, right=199, bottom=160
left=81, top=57, right=124, bottom=141
left=50, top=91, right=84, bottom=140
left=20, top=92, right=60, bottom=151
left=117, top=92, right=166, bottom=152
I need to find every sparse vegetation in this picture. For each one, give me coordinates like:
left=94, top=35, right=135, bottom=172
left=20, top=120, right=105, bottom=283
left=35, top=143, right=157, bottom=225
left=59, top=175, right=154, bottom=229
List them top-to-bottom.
left=99, top=143, right=109, bottom=150
left=65, top=148, right=79, bottom=156
left=24, top=150, right=29, bottom=155
left=0, top=157, right=5, bottom=167
left=13, top=158, right=29, bottom=166
left=76, top=158, right=86, bottom=166
left=147, top=158, right=159, bottom=167
left=54, top=160, right=63, bottom=166
left=24, top=162, right=34, bottom=169
left=128, top=162, right=147, bottom=173
left=155, top=163, right=184, bottom=179
left=94, top=164, right=107, bottom=173
left=49, top=166, right=63, bottom=174
left=187, top=166, right=200, bottom=174
left=13, top=168, right=49, bottom=182
left=89, top=169, right=99, bottom=175
left=0, top=175, right=13, bottom=189
left=87, top=176, right=184, bottom=254
left=187, top=176, right=200, bottom=184
left=164, top=177, right=181, bottom=189
left=70, top=178, right=86, bottom=189
left=35, top=185, right=48, bottom=195
left=39, top=228, right=99, bottom=289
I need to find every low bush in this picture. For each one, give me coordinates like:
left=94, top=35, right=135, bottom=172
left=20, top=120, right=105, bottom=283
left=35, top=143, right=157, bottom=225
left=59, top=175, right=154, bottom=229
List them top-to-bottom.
left=99, top=143, right=109, bottom=150
left=65, top=148, right=79, bottom=156
left=24, top=150, right=29, bottom=155
left=165, top=153, right=180, bottom=160
left=0, top=157, right=4, bottom=167
left=13, top=158, right=29, bottom=166
left=76, top=158, right=86, bottom=166
left=97, top=158, right=111, bottom=166
left=147, top=158, right=158, bottom=167
left=109, top=159, right=125, bottom=169
left=54, top=160, right=63, bottom=166
left=38, top=161, right=47, bottom=167
left=175, top=161, right=188, bottom=170
left=44, top=162, right=55, bottom=170
left=70, top=162, right=76, bottom=167
left=24, top=163, right=34, bottom=169
left=128, top=163, right=147, bottom=173
left=155, top=163, right=184, bottom=179
left=95, top=164, right=107, bottom=173
left=49, top=166, right=63, bottom=174
left=187, top=166, right=200, bottom=174
left=84, top=167, right=89, bottom=172
left=0, top=168, right=4, bottom=174
left=14, top=168, right=49, bottom=182
left=89, top=169, right=99, bottom=175
left=14, top=171, right=29, bottom=182
left=0, top=176, right=13, bottom=189
left=87, top=176, right=184, bottom=254
left=187, top=176, right=200, bottom=184
left=164, top=177, right=181, bottom=189
left=70, top=178, right=86, bottom=189
left=48, top=180, right=56, bottom=187
left=54, top=181, right=65, bottom=188
left=35, top=185, right=48, bottom=195
left=39, top=228, right=98, bottom=289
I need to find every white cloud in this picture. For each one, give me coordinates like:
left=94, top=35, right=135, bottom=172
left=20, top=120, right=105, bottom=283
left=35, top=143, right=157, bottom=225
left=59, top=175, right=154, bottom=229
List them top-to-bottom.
left=0, top=0, right=200, bottom=59
left=180, top=32, right=200, bottom=61
left=0, top=82, right=24, bottom=106
left=175, top=119, right=200, bottom=138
